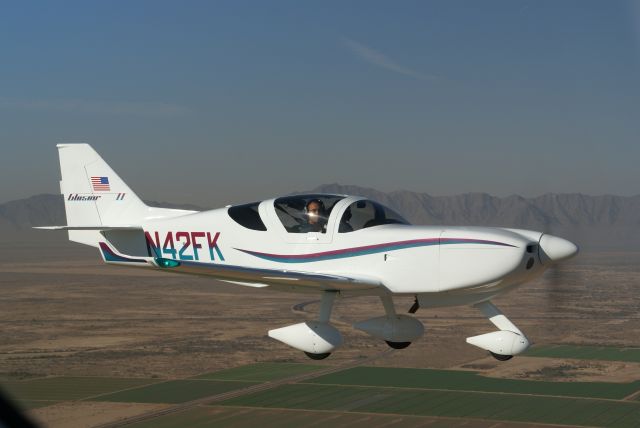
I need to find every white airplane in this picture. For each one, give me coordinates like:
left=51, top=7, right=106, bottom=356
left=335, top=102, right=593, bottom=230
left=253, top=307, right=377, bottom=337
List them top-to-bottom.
left=38, top=144, right=578, bottom=360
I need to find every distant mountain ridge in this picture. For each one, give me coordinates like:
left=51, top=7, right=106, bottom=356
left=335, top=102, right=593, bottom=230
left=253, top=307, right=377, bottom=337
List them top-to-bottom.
left=307, top=184, right=640, bottom=251
left=308, top=184, right=640, bottom=229
left=2, top=187, right=639, bottom=250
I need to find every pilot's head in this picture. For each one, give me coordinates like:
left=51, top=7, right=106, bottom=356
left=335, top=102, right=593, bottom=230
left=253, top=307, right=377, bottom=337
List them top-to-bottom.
left=306, top=199, right=325, bottom=225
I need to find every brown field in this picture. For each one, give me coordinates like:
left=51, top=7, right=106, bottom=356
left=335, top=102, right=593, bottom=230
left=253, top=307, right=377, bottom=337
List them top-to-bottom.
left=1, top=238, right=639, bottom=427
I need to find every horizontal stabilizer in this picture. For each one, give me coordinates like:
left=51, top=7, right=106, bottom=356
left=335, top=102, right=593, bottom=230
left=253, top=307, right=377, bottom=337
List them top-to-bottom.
left=34, top=225, right=142, bottom=231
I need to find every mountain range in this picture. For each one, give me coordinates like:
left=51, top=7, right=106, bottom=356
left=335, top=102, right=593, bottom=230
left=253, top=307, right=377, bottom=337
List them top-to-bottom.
left=1, top=185, right=638, bottom=251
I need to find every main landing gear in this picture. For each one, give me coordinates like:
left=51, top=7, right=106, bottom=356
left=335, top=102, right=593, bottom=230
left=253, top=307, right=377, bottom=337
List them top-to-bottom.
left=268, top=291, right=342, bottom=360
left=304, top=291, right=339, bottom=360
left=269, top=292, right=426, bottom=360
left=354, top=294, right=424, bottom=349
left=385, top=341, right=412, bottom=349
left=304, top=352, right=332, bottom=360
left=490, top=352, right=513, bottom=361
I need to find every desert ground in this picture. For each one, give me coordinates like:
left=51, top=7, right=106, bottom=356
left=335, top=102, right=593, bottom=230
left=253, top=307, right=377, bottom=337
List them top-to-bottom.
left=1, top=237, right=639, bottom=427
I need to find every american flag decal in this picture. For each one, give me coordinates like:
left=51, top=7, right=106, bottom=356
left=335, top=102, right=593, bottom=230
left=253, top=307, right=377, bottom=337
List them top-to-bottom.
left=91, top=176, right=110, bottom=191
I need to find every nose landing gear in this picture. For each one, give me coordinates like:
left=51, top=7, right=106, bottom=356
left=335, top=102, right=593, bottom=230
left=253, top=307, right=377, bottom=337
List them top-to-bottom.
left=466, top=301, right=529, bottom=361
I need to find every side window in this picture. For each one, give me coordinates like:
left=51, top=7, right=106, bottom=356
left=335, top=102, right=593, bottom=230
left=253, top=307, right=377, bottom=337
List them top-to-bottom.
left=339, top=200, right=409, bottom=233
left=227, top=202, right=267, bottom=231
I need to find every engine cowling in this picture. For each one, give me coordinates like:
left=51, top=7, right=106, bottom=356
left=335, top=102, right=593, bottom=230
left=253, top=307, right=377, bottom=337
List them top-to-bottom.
left=353, top=315, right=424, bottom=343
left=268, top=322, right=343, bottom=354
left=466, top=330, right=529, bottom=356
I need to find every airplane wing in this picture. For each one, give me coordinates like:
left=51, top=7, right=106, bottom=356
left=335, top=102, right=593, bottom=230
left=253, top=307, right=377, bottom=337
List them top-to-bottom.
left=34, top=225, right=141, bottom=231
left=96, top=240, right=383, bottom=292
left=170, top=259, right=383, bottom=291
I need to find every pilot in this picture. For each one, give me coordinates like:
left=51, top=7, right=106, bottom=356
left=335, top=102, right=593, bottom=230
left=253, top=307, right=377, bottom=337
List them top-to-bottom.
left=299, top=199, right=327, bottom=233
left=338, top=207, right=354, bottom=232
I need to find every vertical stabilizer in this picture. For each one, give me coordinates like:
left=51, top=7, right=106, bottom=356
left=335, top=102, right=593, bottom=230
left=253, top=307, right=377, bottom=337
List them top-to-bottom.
left=58, top=144, right=148, bottom=246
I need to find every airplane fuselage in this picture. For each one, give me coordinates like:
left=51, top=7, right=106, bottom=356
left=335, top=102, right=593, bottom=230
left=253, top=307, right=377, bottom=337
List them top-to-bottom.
left=103, top=196, right=550, bottom=303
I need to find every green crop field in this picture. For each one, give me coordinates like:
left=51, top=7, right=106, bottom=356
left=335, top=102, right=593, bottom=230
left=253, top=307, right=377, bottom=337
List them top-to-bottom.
left=526, top=345, right=640, bottom=362
left=9, top=361, right=640, bottom=427
left=193, top=362, right=324, bottom=382
left=306, top=366, right=640, bottom=399
left=0, top=376, right=156, bottom=402
left=96, top=379, right=257, bottom=404
left=222, top=383, right=640, bottom=428
left=126, top=406, right=504, bottom=428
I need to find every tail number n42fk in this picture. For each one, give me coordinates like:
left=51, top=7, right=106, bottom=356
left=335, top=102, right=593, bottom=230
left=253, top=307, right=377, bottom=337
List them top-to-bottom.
left=145, top=231, right=224, bottom=261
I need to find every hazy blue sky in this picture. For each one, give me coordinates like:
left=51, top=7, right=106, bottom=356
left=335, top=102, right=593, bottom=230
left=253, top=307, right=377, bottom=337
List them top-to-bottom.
left=1, top=1, right=639, bottom=205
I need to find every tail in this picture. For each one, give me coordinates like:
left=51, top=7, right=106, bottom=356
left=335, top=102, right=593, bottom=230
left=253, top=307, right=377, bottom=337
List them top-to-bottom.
left=52, top=143, right=194, bottom=247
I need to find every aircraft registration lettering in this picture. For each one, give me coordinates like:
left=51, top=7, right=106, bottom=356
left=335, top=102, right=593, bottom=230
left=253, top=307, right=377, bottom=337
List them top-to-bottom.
left=145, top=231, right=225, bottom=262
left=176, top=232, right=193, bottom=260
left=191, top=232, right=205, bottom=261
left=162, top=233, right=177, bottom=259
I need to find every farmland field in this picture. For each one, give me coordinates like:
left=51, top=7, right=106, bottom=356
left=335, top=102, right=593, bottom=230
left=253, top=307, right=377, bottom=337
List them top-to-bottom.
left=526, top=345, right=640, bottom=362
left=3, top=355, right=640, bottom=427
left=4, top=360, right=640, bottom=427
left=193, top=362, right=323, bottom=382
left=306, top=366, right=640, bottom=399
left=1, top=376, right=156, bottom=402
left=96, top=379, right=257, bottom=404
left=221, top=383, right=640, bottom=427
left=125, top=406, right=526, bottom=428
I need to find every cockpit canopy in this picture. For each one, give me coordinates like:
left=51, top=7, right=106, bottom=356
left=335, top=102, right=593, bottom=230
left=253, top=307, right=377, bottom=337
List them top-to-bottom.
left=228, top=194, right=410, bottom=234
left=272, top=194, right=410, bottom=234
left=274, top=194, right=345, bottom=234
left=338, top=199, right=409, bottom=233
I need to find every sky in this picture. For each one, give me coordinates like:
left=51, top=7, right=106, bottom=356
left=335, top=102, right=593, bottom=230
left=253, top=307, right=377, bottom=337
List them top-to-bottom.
left=1, top=0, right=639, bottom=206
